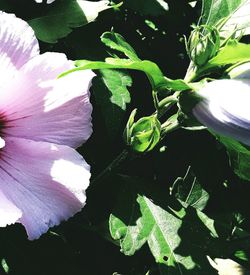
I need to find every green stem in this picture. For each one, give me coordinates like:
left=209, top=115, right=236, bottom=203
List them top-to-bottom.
left=184, top=61, right=198, bottom=82
left=157, top=93, right=179, bottom=118
left=158, top=94, right=178, bottom=109
left=161, top=119, right=181, bottom=137
left=90, top=149, right=129, bottom=185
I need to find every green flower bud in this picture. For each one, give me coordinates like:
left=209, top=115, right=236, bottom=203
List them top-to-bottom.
left=188, top=25, right=220, bottom=66
left=124, top=110, right=161, bottom=153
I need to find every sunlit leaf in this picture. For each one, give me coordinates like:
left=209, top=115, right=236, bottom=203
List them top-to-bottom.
left=29, top=0, right=110, bottom=43
left=201, top=0, right=250, bottom=38
left=101, top=31, right=140, bottom=61
left=199, top=40, right=250, bottom=72
left=64, top=59, right=191, bottom=91
left=100, top=69, right=132, bottom=110
left=109, top=177, right=219, bottom=272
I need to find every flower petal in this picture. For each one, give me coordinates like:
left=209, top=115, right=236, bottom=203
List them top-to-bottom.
left=0, top=12, right=39, bottom=86
left=0, top=52, right=94, bottom=148
left=193, top=79, right=250, bottom=146
left=0, top=137, right=90, bottom=240
left=0, top=190, right=22, bottom=227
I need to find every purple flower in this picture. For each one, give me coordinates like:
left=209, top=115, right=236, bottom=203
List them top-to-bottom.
left=0, top=12, right=94, bottom=240
left=193, top=79, right=250, bottom=146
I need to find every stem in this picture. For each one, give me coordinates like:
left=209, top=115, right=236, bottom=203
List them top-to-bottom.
left=184, top=61, right=198, bottom=82
left=152, top=89, right=159, bottom=110
left=157, top=93, right=179, bottom=119
left=158, top=94, right=178, bottom=109
left=161, top=119, right=181, bottom=137
left=90, top=149, right=129, bottom=185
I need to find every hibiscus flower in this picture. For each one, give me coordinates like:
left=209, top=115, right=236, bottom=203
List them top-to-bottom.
left=0, top=12, right=94, bottom=240
left=193, top=79, right=250, bottom=146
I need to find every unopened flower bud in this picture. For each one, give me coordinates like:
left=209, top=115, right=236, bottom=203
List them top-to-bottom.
left=188, top=25, right=220, bottom=66
left=124, top=110, right=161, bottom=153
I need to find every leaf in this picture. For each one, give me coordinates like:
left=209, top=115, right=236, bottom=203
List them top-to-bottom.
left=28, top=0, right=110, bottom=43
left=124, top=0, right=169, bottom=16
left=201, top=0, right=250, bottom=39
left=221, top=0, right=250, bottom=37
left=101, top=31, right=140, bottom=61
left=200, top=41, right=250, bottom=72
left=63, top=58, right=191, bottom=91
left=100, top=69, right=132, bottom=110
left=92, top=72, right=126, bottom=140
left=217, top=135, right=250, bottom=181
left=172, top=166, right=209, bottom=211
left=109, top=177, right=219, bottom=273
left=109, top=183, right=150, bottom=255
left=137, top=195, right=195, bottom=270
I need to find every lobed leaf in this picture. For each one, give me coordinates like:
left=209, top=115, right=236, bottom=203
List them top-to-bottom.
left=101, top=31, right=140, bottom=61
left=100, top=69, right=132, bottom=111
left=109, top=177, right=219, bottom=272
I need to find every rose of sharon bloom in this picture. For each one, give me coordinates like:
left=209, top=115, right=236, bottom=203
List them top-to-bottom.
left=0, top=12, right=95, bottom=240
left=193, top=79, right=250, bottom=146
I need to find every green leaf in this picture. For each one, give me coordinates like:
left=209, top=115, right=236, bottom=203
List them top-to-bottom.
left=29, top=0, right=110, bottom=43
left=124, top=0, right=169, bottom=16
left=201, top=0, right=250, bottom=39
left=221, top=0, right=250, bottom=37
left=101, top=31, right=140, bottom=61
left=200, top=41, right=250, bottom=72
left=64, top=59, right=191, bottom=91
left=100, top=69, right=132, bottom=110
left=92, top=72, right=126, bottom=140
left=217, top=135, right=250, bottom=181
left=172, top=166, right=209, bottom=211
left=109, top=177, right=219, bottom=272
left=109, top=183, right=149, bottom=255
left=137, top=195, right=195, bottom=269
left=234, top=250, right=249, bottom=261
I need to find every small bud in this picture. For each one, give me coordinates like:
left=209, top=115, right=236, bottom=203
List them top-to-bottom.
left=188, top=25, right=220, bottom=66
left=124, top=110, right=161, bottom=153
